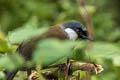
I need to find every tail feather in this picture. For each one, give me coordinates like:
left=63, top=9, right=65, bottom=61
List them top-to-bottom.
left=4, top=70, right=18, bottom=80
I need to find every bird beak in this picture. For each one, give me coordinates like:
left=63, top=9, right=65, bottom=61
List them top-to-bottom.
left=86, top=36, right=94, bottom=41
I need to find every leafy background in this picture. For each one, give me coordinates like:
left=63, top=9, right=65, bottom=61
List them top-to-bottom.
left=0, top=0, right=120, bottom=80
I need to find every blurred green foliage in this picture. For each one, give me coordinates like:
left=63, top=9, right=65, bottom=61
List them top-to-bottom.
left=0, top=0, right=120, bottom=80
left=33, top=39, right=75, bottom=66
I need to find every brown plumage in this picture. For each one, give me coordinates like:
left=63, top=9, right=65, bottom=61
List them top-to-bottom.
left=17, top=25, right=68, bottom=60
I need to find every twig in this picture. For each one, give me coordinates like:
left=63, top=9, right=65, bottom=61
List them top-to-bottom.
left=78, top=0, right=95, bottom=79
left=28, top=60, right=103, bottom=80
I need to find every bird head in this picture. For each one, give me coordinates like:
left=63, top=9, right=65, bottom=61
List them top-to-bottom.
left=62, top=21, right=93, bottom=41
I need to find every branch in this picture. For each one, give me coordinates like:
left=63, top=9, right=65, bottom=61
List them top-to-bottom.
left=28, top=60, right=103, bottom=80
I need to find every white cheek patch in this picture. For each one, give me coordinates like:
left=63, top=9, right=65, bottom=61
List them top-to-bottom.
left=65, top=28, right=78, bottom=40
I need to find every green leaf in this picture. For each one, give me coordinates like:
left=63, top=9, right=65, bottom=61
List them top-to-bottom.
left=8, top=16, right=47, bottom=44
left=0, top=31, right=6, bottom=40
left=0, top=31, right=9, bottom=53
left=33, top=39, right=75, bottom=67
left=0, top=40, right=9, bottom=53
left=86, top=42, right=120, bottom=66
left=0, top=54, right=24, bottom=70
left=0, top=71, right=5, bottom=80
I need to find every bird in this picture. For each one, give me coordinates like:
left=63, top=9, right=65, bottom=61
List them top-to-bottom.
left=4, top=21, right=93, bottom=80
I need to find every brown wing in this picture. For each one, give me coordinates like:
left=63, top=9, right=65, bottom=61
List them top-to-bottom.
left=17, top=25, right=68, bottom=60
